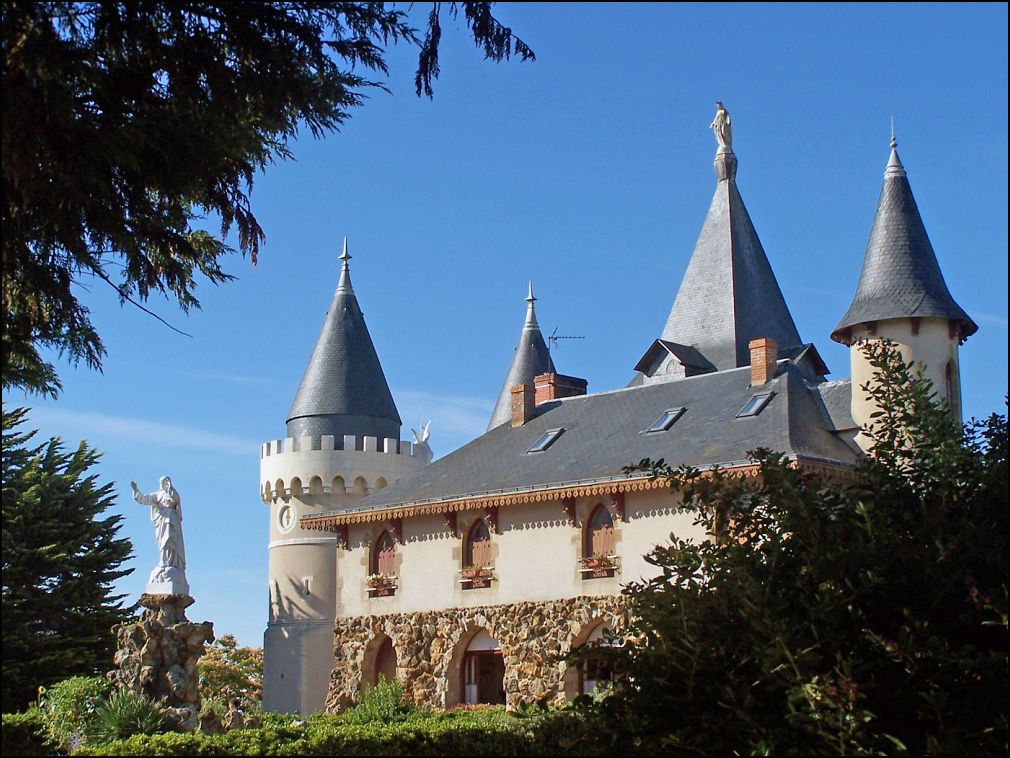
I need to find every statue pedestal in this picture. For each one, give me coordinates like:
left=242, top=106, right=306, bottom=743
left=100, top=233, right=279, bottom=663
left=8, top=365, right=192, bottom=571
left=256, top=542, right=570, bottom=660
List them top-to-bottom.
left=146, top=565, right=190, bottom=596
left=107, top=594, right=214, bottom=731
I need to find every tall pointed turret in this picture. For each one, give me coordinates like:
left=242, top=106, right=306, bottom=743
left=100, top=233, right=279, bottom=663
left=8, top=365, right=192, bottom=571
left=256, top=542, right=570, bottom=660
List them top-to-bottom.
left=658, top=104, right=801, bottom=371
left=833, top=134, right=976, bottom=447
left=831, top=136, right=977, bottom=340
left=261, top=238, right=428, bottom=715
left=287, top=239, right=402, bottom=441
left=487, top=283, right=556, bottom=430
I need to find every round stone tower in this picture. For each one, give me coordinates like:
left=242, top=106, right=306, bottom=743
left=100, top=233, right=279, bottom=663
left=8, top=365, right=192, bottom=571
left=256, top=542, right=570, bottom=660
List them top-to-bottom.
left=832, top=137, right=977, bottom=452
left=260, top=241, right=430, bottom=714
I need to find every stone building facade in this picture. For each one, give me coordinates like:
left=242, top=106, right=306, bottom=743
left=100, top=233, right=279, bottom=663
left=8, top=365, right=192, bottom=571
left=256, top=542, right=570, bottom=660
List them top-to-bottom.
left=261, top=122, right=975, bottom=714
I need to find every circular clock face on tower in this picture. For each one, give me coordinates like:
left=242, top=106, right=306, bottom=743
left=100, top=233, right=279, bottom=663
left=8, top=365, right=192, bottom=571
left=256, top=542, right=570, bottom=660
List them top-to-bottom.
left=278, top=504, right=295, bottom=533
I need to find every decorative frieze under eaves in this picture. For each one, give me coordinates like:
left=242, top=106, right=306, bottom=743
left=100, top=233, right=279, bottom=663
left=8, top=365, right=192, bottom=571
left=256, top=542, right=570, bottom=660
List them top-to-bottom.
left=299, top=457, right=855, bottom=533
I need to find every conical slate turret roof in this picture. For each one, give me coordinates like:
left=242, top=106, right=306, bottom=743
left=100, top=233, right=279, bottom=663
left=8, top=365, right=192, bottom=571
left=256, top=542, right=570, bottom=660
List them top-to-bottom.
left=831, top=139, right=977, bottom=342
left=659, top=146, right=802, bottom=370
left=286, top=240, right=401, bottom=442
left=487, top=283, right=556, bottom=430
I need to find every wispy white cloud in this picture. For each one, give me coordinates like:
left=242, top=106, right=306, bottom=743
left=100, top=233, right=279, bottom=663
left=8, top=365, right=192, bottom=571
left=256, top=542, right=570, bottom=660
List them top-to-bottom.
left=973, top=312, right=1008, bottom=329
left=26, top=407, right=258, bottom=457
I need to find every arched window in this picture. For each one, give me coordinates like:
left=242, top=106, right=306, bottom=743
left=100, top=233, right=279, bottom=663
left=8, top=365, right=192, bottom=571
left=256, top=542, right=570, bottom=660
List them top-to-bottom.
left=585, top=504, right=615, bottom=558
left=465, top=519, right=493, bottom=569
left=371, top=530, right=396, bottom=577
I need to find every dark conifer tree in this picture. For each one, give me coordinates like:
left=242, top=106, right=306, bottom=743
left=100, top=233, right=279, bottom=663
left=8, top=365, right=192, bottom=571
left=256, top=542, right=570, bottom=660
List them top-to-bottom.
left=2, top=407, right=134, bottom=712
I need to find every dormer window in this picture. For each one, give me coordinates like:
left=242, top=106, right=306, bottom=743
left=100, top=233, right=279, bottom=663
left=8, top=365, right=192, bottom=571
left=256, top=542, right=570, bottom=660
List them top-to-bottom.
left=736, top=392, right=775, bottom=418
left=644, top=407, right=685, bottom=433
left=527, top=428, right=564, bottom=453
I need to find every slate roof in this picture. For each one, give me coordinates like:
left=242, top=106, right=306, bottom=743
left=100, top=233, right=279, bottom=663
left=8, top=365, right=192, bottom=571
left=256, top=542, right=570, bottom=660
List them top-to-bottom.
left=832, top=143, right=977, bottom=341
left=659, top=149, right=803, bottom=370
left=286, top=246, right=401, bottom=441
left=487, top=284, right=556, bottom=430
left=322, top=361, right=858, bottom=517
left=816, top=379, right=856, bottom=433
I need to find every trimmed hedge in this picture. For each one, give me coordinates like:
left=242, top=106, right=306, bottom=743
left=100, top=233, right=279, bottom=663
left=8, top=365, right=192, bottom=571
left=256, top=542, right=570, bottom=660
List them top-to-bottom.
left=1, top=709, right=55, bottom=756
left=73, top=709, right=606, bottom=756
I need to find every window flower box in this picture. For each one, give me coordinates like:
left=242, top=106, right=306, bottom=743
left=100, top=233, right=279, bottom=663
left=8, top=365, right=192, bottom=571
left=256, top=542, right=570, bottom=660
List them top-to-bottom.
left=579, top=554, right=619, bottom=578
left=458, top=566, right=495, bottom=589
left=366, top=573, right=397, bottom=596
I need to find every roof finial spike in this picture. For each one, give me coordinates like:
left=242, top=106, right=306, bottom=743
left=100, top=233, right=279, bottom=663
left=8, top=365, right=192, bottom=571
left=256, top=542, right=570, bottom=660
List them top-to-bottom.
left=885, top=121, right=905, bottom=177
left=336, top=236, right=354, bottom=293
left=524, top=281, right=539, bottom=328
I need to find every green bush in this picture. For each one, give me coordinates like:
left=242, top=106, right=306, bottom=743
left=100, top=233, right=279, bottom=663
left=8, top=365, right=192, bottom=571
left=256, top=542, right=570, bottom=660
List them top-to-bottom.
left=37, top=675, right=111, bottom=751
left=344, top=677, right=413, bottom=724
left=84, top=688, right=175, bottom=745
left=72, top=707, right=602, bottom=756
left=1, top=709, right=54, bottom=756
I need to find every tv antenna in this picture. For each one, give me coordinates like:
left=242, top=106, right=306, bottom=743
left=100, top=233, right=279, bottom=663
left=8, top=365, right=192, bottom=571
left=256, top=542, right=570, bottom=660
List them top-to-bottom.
left=548, top=327, right=585, bottom=352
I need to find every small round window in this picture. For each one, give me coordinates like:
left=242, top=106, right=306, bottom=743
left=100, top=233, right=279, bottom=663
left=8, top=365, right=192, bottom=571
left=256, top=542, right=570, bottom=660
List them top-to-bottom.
left=278, top=504, right=296, bottom=533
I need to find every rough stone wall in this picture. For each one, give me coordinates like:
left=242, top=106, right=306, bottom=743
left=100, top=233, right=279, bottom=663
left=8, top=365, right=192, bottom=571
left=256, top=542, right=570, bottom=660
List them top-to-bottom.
left=108, top=594, right=214, bottom=729
left=326, top=595, right=625, bottom=712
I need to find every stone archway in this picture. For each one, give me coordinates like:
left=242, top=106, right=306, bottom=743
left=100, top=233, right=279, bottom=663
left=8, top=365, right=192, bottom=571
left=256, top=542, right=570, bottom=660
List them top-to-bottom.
left=562, top=619, right=616, bottom=699
left=445, top=627, right=505, bottom=707
left=360, top=633, right=398, bottom=690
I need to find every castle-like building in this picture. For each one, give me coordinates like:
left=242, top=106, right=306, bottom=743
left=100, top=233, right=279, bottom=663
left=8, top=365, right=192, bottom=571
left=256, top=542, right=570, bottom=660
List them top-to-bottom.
left=259, top=118, right=975, bottom=714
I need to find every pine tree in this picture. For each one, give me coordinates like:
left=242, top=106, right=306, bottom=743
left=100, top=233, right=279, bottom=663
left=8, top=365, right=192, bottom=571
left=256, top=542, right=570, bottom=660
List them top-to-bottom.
left=1, top=407, right=134, bottom=712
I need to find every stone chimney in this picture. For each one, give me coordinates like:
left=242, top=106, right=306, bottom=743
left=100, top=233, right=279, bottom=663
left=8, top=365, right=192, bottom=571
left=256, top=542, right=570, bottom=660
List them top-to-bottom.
left=749, top=338, right=778, bottom=386
left=533, top=373, right=588, bottom=405
left=511, top=383, right=535, bottom=427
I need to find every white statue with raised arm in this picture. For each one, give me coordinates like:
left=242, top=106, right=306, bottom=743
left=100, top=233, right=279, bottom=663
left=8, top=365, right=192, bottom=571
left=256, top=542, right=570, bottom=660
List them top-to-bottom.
left=131, top=476, right=190, bottom=596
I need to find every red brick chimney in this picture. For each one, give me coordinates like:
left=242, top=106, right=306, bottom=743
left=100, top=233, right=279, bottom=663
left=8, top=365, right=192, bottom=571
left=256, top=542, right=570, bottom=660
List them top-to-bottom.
left=749, top=338, right=778, bottom=385
left=533, top=373, right=588, bottom=405
left=511, top=383, right=535, bottom=427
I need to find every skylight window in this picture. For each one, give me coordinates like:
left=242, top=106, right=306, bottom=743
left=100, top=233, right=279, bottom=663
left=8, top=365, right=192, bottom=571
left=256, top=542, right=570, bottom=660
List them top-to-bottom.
left=737, top=392, right=775, bottom=418
left=645, top=407, right=685, bottom=433
left=527, top=428, right=565, bottom=453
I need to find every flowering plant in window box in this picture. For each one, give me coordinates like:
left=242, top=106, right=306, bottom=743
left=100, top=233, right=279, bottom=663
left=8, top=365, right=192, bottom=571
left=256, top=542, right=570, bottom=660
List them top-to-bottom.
left=579, top=554, right=618, bottom=571
left=459, top=566, right=494, bottom=581
left=366, top=573, right=397, bottom=589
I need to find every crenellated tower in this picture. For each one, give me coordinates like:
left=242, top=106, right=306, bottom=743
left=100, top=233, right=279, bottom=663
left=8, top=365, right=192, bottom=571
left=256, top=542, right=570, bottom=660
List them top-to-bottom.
left=831, top=135, right=977, bottom=451
left=260, top=240, right=430, bottom=714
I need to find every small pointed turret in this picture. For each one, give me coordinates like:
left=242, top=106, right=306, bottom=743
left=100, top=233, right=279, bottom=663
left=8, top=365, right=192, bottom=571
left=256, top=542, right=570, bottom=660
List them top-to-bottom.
left=657, top=104, right=802, bottom=371
left=835, top=135, right=977, bottom=447
left=831, top=136, right=977, bottom=341
left=286, top=239, right=401, bottom=441
left=487, top=283, right=556, bottom=430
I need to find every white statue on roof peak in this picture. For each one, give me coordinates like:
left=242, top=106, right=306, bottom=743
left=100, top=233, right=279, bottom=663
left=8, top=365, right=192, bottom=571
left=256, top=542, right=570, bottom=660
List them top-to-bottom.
left=710, top=100, right=732, bottom=149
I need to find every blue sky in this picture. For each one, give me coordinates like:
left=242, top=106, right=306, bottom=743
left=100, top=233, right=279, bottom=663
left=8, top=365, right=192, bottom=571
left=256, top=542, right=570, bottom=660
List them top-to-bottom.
left=11, top=3, right=1008, bottom=648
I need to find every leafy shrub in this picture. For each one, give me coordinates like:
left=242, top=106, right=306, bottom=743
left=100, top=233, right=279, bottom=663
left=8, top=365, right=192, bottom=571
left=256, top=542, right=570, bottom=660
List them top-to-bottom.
left=576, top=342, right=1008, bottom=755
left=198, top=634, right=263, bottom=714
left=37, top=675, right=110, bottom=751
left=344, top=676, right=413, bottom=724
left=84, top=688, right=175, bottom=744
left=72, top=707, right=602, bottom=755
left=1, top=708, right=54, bottom=756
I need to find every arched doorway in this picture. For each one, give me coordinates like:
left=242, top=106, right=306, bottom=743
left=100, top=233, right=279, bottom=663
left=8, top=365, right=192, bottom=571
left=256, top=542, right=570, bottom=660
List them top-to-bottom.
left=563, top=620, right=618, bottom=699
left=580, top=624, right=615, bottom=695
left=461, top=629, right=505, bottom=706
left=361, top=633, right=398, bottom=689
